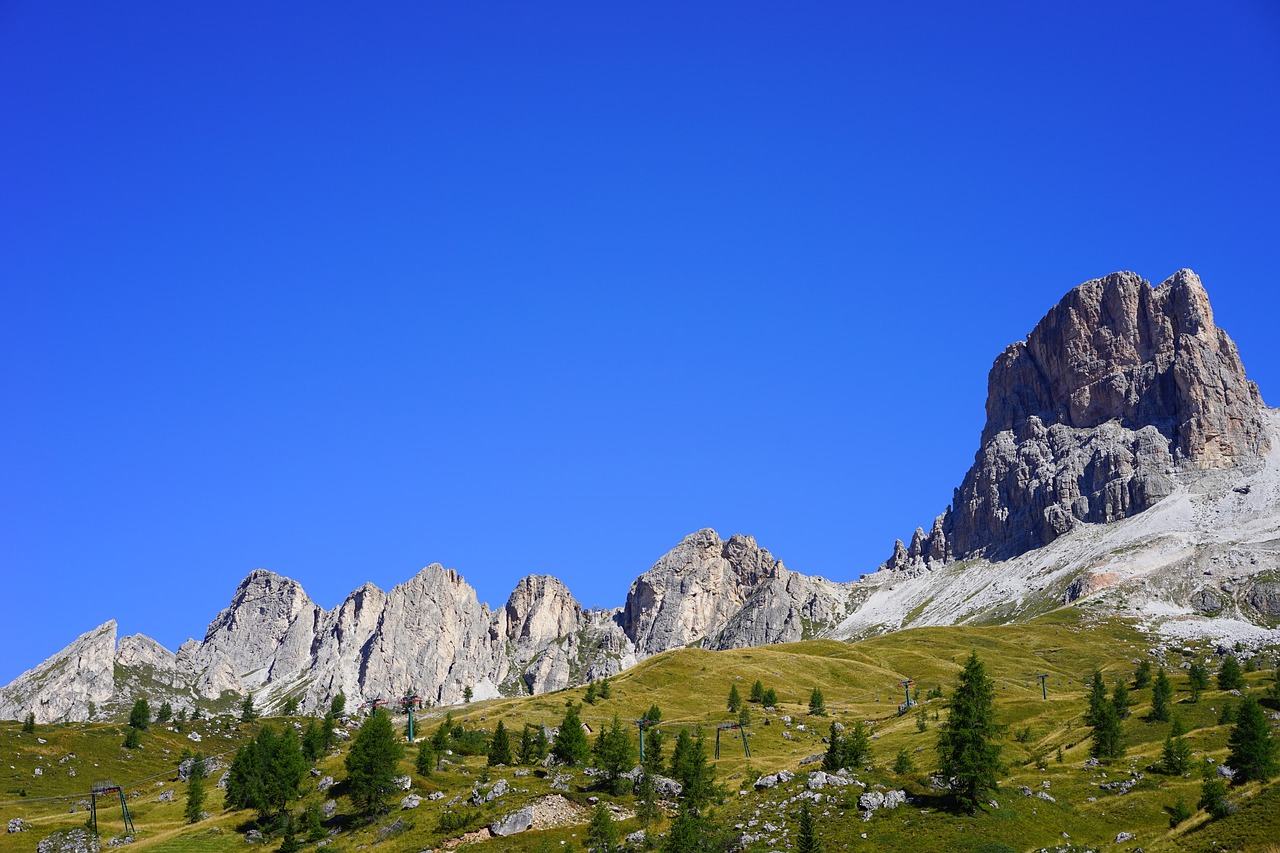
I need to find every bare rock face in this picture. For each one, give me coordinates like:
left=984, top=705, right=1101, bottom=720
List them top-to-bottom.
left=887, top=270, right=1268, bottom=571
left=622, top=529, right=851, bottom=656
left=0, top=621, right=116, bottom=723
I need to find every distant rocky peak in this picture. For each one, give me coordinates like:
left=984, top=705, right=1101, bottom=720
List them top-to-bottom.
left=887, top=269, right=1269, bottom=572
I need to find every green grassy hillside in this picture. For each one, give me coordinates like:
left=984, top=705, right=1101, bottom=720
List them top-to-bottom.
left=3, top=610, right=1277, bottom=853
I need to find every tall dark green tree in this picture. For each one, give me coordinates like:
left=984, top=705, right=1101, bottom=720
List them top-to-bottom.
left=936, top=651, right=1002, bottom=814
left=1218, top=655, right=1245, bottom=691
left=1134, top=659, right=1152, bottom=689
left=1188, top=662, right=1210, bottom=702
left=1150, top=668, right=1172, bottom=722
left=1085, top=669, right=1108, bottom=727
left=750, top=681, right=765, bottom=704
left=1112, top=681, right=1132, bottom=720
left=727, top=684, right=741, bottom=713
left=761, top=687, right=778, bottom=707
left=808, top=687, right=826, bottom=716
left=240, top=692, right=258, bottom=724
left=330, top=692, right=346, bottom=716
left=1226, top=695, right=1277, bottom=783
left=128, top=698, right=151, bottom=731
left=1090, top=698, right=1125, bottom=761
left=156, top=701, right=173, bottom=723
left=553, top=702, right=590, bottom=766
left=644, top=704, right=662, bottom=723
left=344, top=710, right=405, bottom=818
left=21, top=712, right=35, bottom=734
left=592, top=716, right=636, bottom=792
left=1161, top=716, right=1193, bottom=775
left=302, top=718, right=325, bottom=764
left=488, top=720, right=513, bottom=766
left=224, top=725, right=306, bottom=821
left=643, top=725, right=666, bottom=775
left=123, top=727, right=142, bottom=749
left=670, top=729, right=716, bottom=811
left=415, top=739, right=435, bottom=777
left=185, top=753, right=206, bottom=824
left=635, top=769, right=661, bottom=834
left=796, top=799, right=823, bottom=853
left=662, top=801, right=703, bottom=853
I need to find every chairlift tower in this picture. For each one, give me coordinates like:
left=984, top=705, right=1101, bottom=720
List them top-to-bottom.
left=1036, top=674, right=1049, bottom=700
left=898, top=679, right=916, bottom=716
left=398, top=694, right=423, bottom=742
left=633, top=718, right=656, bottom=762
left=714, top=722, right=751, bottom=759
left=90, top=780, right=136, bottom=837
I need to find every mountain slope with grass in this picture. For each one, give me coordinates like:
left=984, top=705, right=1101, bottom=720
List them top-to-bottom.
left=3, top=611, right=1278, bottom=853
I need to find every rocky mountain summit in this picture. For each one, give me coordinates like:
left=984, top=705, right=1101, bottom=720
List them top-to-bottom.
left=4, top=269, right=1275, bottom=723
left=885, top=269, right=1268, bottom=573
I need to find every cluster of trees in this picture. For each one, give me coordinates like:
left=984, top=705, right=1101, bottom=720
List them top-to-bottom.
left=1087, top=669, right=1129, bottom=761
left=583, top=677, right=613, bottom=704
left=749, top=680, right=779, bottom=707
left=822, top=720, right=870, bottom=772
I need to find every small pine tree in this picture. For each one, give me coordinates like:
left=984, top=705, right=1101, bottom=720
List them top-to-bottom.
left=936, top=651, right=1001, bottom=814
left=1218, top=655, right=1245, bottom=691
left=1134, top=659, right=1152, bottom=689
left=1188, top=662, right=1209, bottom=702
left=1151, top=668, right=1172, bottom=722
left=1085, top=669, right=1108, bottom=727
left=598, top=679, right=612, bottom=699
left=750, top=680, right=765, bottom=704
left=584, top=681, right=597, bottom=705
left=1112, top=681, right=1131, bottom=720
left=727, top=684, right=742, bottom=713
left=463, top=685, right=474, bottom=704
left=762, top=687, right=778, bottom=707
left=808, top=687, right=826, bottom=716
left=240, top=692, right=257, bottom=724
left=330, top=692, right=346, bottom=716
left=1226, top=695, right=1277, bottom=783
left=281, top=697, right=299, bottom=716
left=129, top=698, right=151, bottom=731
left=1090, top=699, right=1125, bottom=761
left=156, top=701, right=173, bottom=723
left=553, top=702, right=590, bottom=766
left=644, top=704, right=662, bottom=723
left=176, top=707, right=187, bottom=725
left=738, top=707, right=751, bottom=727
left=916, top=707, right=928, bottom=732
left=345, top=710, right=405, bottom=817
left=22, top=712, right=35, bottom=733
left=592, top=716, right=636, bottom=791
left=1161, top=716, right=1193, bottom=775
left=302, top=718, right=325, bottom=764
left=488, top=720, right=513, bottom=766
left=843, top=720, right=871, bottom=769
left=822, top=723, right=844, bottom=772
left=644, top=725, right=665, bottom=775
left=123, top=726, right=142, bottom=749
left=416, top=739, right=434, bottom=777
left=893, top=748, right=915, bottom=775
left=185, top=754, right=206, bottom=823
left=635, top=769, right=661, bottom=831
left=1199, top=777, right=1231, bottom=818
left=1169, top=797, right=1193, bottom=827
left=796, top=799, right=823, bottom=853
left=586, top=801, right=619, bottom=853
left=662, top=801, right=702, bottom=853
left=301, top=802, right=326, bottom=841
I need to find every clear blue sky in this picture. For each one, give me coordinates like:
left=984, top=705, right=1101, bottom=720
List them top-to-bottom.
left=2, top=2, right=1278, bottom=685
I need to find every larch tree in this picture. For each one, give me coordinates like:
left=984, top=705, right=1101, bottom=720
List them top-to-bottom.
left=936, top=651, right=1002, bottom=814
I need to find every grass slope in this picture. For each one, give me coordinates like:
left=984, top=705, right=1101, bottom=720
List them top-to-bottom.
left=2, top=609, right=1277, bottom=853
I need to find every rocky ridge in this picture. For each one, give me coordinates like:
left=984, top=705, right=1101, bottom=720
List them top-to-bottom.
left=3, top=269, right=1275, bottom=723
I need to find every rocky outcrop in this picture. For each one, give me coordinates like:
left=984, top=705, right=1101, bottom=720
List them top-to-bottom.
left=887, top=270, right=1268, bottom=571
left=622, top=529, right=851, bottom=657
left=0, top=622, right=116, bottom=724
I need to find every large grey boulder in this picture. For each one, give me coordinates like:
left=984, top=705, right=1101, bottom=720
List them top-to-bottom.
left=489, top=806, right=534, bottom=837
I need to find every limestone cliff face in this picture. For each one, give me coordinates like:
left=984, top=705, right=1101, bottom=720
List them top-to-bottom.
left=886, top=269, right=1268, bottom=571
left=622, top=529, right=852, bottom=657
left=0, top=622, right=116, bottom=723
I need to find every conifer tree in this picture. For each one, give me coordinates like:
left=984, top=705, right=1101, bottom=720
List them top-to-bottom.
left=936, top=651, right=1001, bottom=813
left=1218, top=655, right=1245, bottom=691
left=1134, top=659, right=1152, bottom=689
left=1188, top=662, right=1210, bottom=702
left=1150, top=668, right=1172, bottom=722
left=1085, top=669, right=1107, bottom=727
left=598, top=678, right=612, bottom=699
left=750, top=680, right=765, bottom=704
left=584, top=681, right=597, bottom=704
left=1112, top=681, right=1131, bottom=720
left=727, top=684, right=741, bottom=713
left=463, top=685, right=473, bottom=703
left=761, top=687, right=778, bottom=707
left=808, top=687, right=826, bottom=716
left=240, top=692, right=257, bottom=724
left=330, top=692, right=346, bottom=716
left=1226, top=695, right=1277, bottom=783
left=281, top=697, right=299, bottom=716
left=129, top=698, right=151, bottom=731
left=1090, top=698, right=1124, bottom=761
left=156, top=701, right=173, bottom=723
left=553, top=702, right=590, bottom=766
left=644, top=704, right=663, bottom=723
left=738, top=707, right=751, bottom=727
left=321, top=709, right=336, bottom=751
left=345, top=709, right=405, bottom=818
left=21, top=712, right=35, bottom=734
left=431, top=713, right=452, bottom=754
left=1161, top=715, right=1193, bottom=775
left=592, top=716, right=636, bottom=791
left=302, top=718, right=325, bottom=764
left=488, top=720, right=513, bottom=766
left=843, top=720, right=871, bottom=769
left=644, top=725, right=666, bottom=775
left=123, top=726, right=142, bottom=749
left=670, top=729, right=715, bottom=811
left=415, top=739, right=434, bottom=777
left=893, top=748, right=916, bottom=775
left=185, top=753, right=206, bottom=824
left=635, top=769, right=661, bottom=833
left=1199, top=776, right=1231, bottom=818
left=796, top=799, right=823, bottom=853
left=586, top=801, right=619, bottom=853
left=662, top=801, right=702, bottom=853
